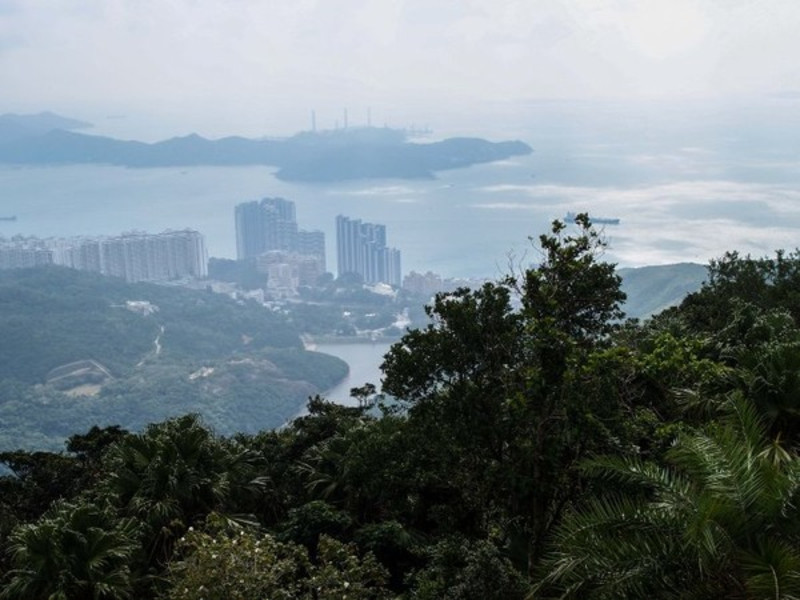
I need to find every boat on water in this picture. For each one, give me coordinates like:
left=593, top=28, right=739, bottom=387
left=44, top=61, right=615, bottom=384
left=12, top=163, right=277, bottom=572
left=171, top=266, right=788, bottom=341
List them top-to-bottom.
left=565, top=211, right=620, bottom=225
left=0, top=216, right=17, bottom=222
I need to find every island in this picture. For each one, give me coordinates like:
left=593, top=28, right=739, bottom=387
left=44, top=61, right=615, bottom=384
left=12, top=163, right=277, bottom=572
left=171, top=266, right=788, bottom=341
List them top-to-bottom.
left=0, top=112, right=532, bottom=182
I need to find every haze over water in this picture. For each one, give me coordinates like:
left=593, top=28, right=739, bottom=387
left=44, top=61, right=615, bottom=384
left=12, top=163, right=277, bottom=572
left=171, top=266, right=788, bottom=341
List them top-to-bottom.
left=3, top=99, right=800, bottom=278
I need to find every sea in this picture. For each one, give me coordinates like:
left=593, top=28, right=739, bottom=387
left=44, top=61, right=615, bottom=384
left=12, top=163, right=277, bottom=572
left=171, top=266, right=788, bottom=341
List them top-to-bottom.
left=3, top=98, right=800, bottom=397
left=307, top=342, right=394, bottom=411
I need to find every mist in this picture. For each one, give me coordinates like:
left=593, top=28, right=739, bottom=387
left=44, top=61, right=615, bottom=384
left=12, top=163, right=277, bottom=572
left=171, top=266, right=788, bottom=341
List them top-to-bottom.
left=3, top=0, right=800, bottom=140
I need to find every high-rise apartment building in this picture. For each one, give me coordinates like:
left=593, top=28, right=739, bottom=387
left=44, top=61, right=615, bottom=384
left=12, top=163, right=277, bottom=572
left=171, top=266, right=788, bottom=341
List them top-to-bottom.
left=235, top=197, right=325, bottom=265
left=235, top=197, right=298, bottom=258
left=235, top=201, right=264, bottom=259
left=336, top=215, right=402, bottom=287
left=0, top=230, right=208, bottom=283
left=96, top=230, right=207, bottom=282
left=296, top=230, right=326, bottom=272
left=0, top=245, right=53, bottom=269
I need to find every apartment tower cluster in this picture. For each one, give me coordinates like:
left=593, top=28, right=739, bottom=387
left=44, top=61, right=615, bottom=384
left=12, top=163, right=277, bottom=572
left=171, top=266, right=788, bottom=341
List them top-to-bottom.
left=234, top=198, right=326, bottom=291
left=336, top=215, right=402, bottom=287
left=0, top=230, right=208, bottom=283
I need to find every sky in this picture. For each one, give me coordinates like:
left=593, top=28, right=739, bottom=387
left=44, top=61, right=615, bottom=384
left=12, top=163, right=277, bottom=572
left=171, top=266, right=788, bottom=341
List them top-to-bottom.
left=2, top=0, right=800, bottom=139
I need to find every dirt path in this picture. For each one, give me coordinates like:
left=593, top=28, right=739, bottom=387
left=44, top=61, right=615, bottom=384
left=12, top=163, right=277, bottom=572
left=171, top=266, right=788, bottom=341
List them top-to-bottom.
left=137, top=325, right=165, bottom=366
left=154, top=325, right=164, bottom=355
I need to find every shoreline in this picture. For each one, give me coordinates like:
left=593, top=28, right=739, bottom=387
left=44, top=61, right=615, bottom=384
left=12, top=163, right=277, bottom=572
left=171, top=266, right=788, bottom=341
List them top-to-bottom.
left=302, top=334, right=401, bottom=351
left=292, top=339, right=394, bottom=420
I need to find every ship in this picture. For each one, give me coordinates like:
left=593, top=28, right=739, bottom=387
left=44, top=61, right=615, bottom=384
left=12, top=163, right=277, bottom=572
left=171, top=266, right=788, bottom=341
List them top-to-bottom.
left=565, top=211, right=619, bottom=225
left=0, top=216, right=17, bottom=222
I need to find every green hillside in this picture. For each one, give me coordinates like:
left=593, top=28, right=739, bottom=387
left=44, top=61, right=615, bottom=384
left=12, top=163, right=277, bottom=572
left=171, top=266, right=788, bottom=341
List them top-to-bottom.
left=619, top=262, right=707, bottom=319
left=0, top=267, right=347, bottom=449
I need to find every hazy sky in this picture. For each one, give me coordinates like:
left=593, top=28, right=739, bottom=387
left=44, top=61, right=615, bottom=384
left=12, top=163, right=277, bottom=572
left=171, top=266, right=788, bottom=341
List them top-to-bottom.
left=2, top=0, right=800, bottom=138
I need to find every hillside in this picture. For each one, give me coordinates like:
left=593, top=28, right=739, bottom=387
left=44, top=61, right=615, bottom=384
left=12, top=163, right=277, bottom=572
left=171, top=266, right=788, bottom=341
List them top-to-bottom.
left=0, top=111, right=91, bottom=143
left=619, top=262, right=707, bottom=318
left=0, top=267, right=347, bottom=449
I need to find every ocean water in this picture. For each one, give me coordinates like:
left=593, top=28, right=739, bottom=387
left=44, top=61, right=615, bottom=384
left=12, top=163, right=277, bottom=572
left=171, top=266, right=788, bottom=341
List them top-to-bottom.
left=3, top=100, right=800, bottom=278
left=291, top=342, right=395, bottom=416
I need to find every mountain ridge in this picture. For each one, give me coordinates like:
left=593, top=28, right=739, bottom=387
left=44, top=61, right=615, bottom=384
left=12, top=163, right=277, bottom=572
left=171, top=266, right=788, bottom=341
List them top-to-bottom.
left=0, top=112, right=532, bottom=182
left=619, top=262, right=707, bottom=319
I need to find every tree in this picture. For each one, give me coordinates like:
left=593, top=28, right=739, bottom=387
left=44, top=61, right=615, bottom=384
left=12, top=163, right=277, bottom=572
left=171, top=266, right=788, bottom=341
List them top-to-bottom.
left=520, top=215, right=625, bottom=349
left=381, top=216, right=630, bottom=572
left=677, top=249, right=800, bottom=332
left=713, top=303, right=800, bottom=443
left=536, top=396, right=800, bottom=599
left=102, top=414, right=263, bottom=569
left=0, top=425, right=130, bottom=579
left=0, top=451, right=84, bottom=526
left=2, top=501, right=139, bottom=600
left=163, top=517, right=391, bottom=600
left=409, top=536, right=528, bottom=600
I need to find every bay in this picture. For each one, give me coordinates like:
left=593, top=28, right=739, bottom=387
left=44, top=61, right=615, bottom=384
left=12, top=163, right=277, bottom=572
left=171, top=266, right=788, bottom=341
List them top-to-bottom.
left=293, top=342, right=393, bottom=416
left=317, top=342, right=392, bottom=403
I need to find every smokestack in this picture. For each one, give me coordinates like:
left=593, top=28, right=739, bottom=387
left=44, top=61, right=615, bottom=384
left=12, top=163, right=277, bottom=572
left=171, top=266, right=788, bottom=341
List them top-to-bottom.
left=344, top=108, right=348, bottom=129
left=311, top=110, right=316, bottom=132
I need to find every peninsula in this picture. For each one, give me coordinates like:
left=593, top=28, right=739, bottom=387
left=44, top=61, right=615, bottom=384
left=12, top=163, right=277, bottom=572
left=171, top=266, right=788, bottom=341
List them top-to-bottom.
left=0, top=112, right=532, bottom=182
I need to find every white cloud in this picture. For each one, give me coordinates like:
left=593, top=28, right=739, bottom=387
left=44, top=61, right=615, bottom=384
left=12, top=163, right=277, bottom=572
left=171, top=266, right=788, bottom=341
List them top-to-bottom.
left=472, top=179, right=800, bottom=266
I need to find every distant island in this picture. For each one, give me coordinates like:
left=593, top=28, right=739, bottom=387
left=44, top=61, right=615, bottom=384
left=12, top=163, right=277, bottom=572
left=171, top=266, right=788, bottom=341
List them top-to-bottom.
left=0, top=112, right=532, bottom=182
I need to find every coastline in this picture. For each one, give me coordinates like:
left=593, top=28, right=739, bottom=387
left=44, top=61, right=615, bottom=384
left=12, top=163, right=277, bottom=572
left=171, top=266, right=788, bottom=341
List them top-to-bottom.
left=302, top=334, right=402, bottom=350
left=294, top=339, right=393, bottom=419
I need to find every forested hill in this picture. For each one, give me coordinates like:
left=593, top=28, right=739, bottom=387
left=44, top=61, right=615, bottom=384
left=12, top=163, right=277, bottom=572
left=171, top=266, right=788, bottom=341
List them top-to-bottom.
left=0, top=113, right=532, bottom=181
left=619, top=262, right=707, bottom=318
left=0, top=267, right=347, bottom=449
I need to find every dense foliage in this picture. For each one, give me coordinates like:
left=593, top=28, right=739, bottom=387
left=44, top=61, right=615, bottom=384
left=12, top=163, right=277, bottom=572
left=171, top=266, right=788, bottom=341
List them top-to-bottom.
left=3, top=218, right=800, bottom=598
left=0, top=266, right=302, bottom=381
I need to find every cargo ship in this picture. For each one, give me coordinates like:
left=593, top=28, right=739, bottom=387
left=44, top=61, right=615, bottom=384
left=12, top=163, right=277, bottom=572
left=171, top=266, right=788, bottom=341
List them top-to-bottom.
left=565, top=212, right=619, bottom=225
left=0, top=216, right=17, bottom=222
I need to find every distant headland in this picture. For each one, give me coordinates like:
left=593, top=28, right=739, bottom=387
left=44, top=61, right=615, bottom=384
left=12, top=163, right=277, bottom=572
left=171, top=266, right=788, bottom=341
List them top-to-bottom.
left=0, top=112, right=532, bottom=182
